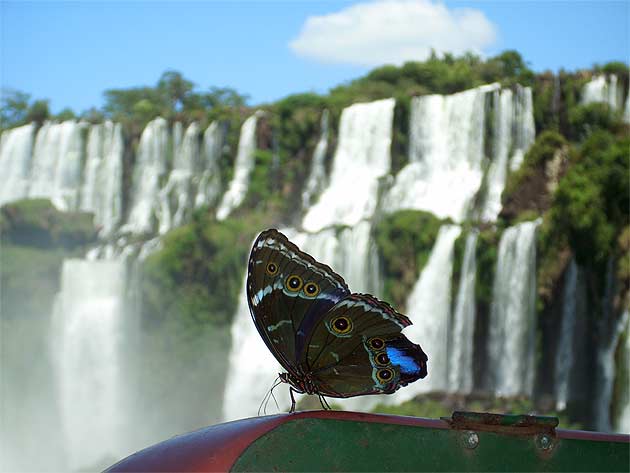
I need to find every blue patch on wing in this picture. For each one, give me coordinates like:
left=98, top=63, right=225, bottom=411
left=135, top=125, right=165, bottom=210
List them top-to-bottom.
left=386, top=346, right=423, bottom=375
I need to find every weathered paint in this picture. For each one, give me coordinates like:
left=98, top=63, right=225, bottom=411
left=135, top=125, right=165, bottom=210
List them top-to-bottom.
left=106, top=411, right=630, bottom=473
left=233, top=413, right=629, bottom=472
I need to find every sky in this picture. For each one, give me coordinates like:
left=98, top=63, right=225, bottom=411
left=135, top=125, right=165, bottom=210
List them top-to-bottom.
left=1, top=0, right=628, bottom=114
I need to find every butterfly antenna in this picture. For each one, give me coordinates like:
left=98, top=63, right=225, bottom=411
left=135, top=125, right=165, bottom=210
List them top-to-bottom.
left=258, top=376, right=281, bottom=416
left=270, top=386, right=281, bottom=412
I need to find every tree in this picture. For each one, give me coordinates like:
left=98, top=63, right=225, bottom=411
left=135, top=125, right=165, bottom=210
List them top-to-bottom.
left=157, top=70, right=194, bottom=112
left=103, top=86, right=166, bottom=122
left=1, top=89, right=30, bottom=128
left=26, top=100, right=50, bottom=123
left=56, top=108, right=76, bottom=121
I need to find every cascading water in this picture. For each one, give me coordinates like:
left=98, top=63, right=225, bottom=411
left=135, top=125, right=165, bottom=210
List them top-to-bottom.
left=582, top=74, right=624, bottom=111
left=383, top=84, right=534, bottom=222
left=383, top=85, right=493, bottom=220
left=509, top=85, right=536, bottom=172
left=481, top=86, right=536, bottom=219
left=302, top=98, right=395, bottom=232
left=223, top=99, right=395, bottom=418
left=302, top=110, right=329, bottom=209
left=216, top=114, right=259, bottom=220
left=122, top=117, right=169, bottom=235
left=28, top=120, right=86, bottom=211
left=79, top=121, right=124, bottom=236
left=195, top=121, right=224, bottom=209
left=158, top=122, right=199, bottom=234
left=0, top=123, right=35, bottom=205
left=486, top=220, right=540, bottom=397
left=388, top=224, right=462, bottom=402
left=448, top=231, right=478, bottom=394
left=52, top=258, right=133, bottom=470
left=554, top=259, right=578, bottom=410
left=594, top=260, right=627, bottom=432
left=615, top=312, right=630, bottom=433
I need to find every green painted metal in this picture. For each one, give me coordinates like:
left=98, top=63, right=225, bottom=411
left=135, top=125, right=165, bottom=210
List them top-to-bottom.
left=231, top=417, right=629, bottom=472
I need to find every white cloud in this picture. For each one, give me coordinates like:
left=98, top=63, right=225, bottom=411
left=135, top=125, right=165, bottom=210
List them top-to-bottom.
left=289, top=0, right=498, bottom=66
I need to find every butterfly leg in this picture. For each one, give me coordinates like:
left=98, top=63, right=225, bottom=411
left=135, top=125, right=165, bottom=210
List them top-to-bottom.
left=289, top=387, right=297, bottom=413
left=318, top=394, right=332, bottom=410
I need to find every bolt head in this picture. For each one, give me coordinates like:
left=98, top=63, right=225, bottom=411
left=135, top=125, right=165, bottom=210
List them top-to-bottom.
left=464, top=431, right=479, bottom=449
left=536, top=434, right=553, bottom=450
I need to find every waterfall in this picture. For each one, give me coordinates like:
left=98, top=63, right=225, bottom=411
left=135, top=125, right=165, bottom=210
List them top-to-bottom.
left=582, top=74, right=624, bottom=111
left=383, top=84, right=534, bottom=222
left=383, top=85, right=494, bottom=221
left=509, top=85, right=536, bottom=172
left=481, top=86, right=536, bottom=219
left=302, top=98, right=394, bottom=232
left=223, top=99, right=395, bottom=418
left=302, top=110, right=329, bottom=209
left=216, top=114, right=259, bottom=220
left=122, top=117, right=169, bottom=235
left=28, top=121, right=86, bottom=211
left=79, top=121, right=124, bottom=236
left=195, top=121, right=224, bottom=209
left=158, top=122, right=200, bottom=234
left=0, top=123, right=35, bottom=205
left=486, top=220, right=539, bottom=397
left=388, top=224, right=462, bottom=402
left=448, top=231, right=478, bottom=394
left=52, top=258, right=133, bottom=470
left=554, top=259, right=578, bottom=410
left=594, top=261, right=627, bottom=432
left=615, top=313, right=630, bottom=433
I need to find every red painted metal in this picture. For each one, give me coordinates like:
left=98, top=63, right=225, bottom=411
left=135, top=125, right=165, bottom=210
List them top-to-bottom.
left=105, top=411, right=629, bottom=472
left=105, top=415, right=286, bottom=472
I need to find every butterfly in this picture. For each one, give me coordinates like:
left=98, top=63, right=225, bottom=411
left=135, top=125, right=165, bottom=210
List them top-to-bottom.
left=247, top=228, right=428, bottom=411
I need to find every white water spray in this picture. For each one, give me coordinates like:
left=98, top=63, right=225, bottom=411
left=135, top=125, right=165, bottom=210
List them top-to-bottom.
left=383, top=85, right=494, bottom=220
left=302, top=99, right=394, bottom=232
left=302, top=110, right=330, bottom=209
left=216, top=114, right=259, bottom=220
left=122, top=117, right=169, bottom=234
left=28, top=121, right=86, bottom=211
left=80, top=121, right=124, bottom=236
left=195, top=121, right=224, bottom=209
left=158, top=122, right=200, bottom=234
left=0, top=123, right=35, bottom=205
left=486, top=220, right=540, bottom=397
left=389, top=224, right=462, bottom=401
left=448, top=231, right=478, bottom=394
left=52, top=258, right=132, bottom=470
left=554, top=259, right=578, bottom=410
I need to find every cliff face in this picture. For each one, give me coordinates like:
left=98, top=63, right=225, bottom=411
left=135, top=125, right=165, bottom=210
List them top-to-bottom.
left=1, top=58, right=629, bottom=471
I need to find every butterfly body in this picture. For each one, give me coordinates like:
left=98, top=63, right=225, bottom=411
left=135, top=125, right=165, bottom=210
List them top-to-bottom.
left=247, top=229, right=427, bottom=405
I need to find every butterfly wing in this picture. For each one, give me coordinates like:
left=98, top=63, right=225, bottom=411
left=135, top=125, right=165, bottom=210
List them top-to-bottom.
left=247, top=229, right=350, bottom=376
left=301, top=293, right=428, bottom=397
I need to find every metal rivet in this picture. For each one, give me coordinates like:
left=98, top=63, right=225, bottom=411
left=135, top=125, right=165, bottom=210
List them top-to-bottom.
left=464, top=431, right=479, bottom=449
left=536, top=434, right=553, bottom=450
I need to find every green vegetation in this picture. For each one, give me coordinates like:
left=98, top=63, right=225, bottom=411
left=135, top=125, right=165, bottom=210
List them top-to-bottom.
left=328, top=50, right=534, bottom=109
left=502, top=130, right=569, bottom=222
left=548, top=130, right=628, bottom=268
left=1, top=199, right=96, bottom=249
left=141, top=209, right=268, bottom=329
left=374, top=210, right=445, bottom=310
left=371, top=395, right=583, bottom=430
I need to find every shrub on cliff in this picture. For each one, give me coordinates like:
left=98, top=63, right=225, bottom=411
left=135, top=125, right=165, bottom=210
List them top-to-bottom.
left=0, top=199, right=96, bottom=249
left=141, top=210, right=267, bottom=330
left=375, top=210, right=444, bottom=310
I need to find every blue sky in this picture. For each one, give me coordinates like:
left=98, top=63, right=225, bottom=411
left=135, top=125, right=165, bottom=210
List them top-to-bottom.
left=1, top=1, right=628, bottom=114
